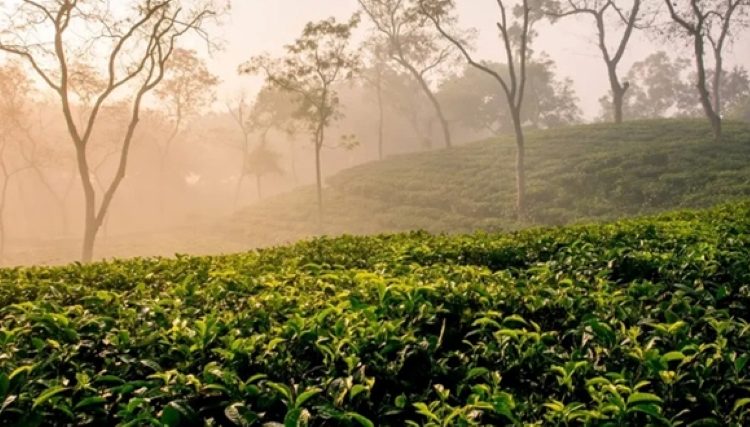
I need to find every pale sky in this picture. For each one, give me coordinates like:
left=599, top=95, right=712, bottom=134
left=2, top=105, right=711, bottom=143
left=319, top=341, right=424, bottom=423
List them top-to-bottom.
left=205, top=1, right=750, bottom=119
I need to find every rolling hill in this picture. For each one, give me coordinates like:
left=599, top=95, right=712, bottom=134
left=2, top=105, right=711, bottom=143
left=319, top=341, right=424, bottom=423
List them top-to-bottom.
left=222, top=119, right=750, bottom=247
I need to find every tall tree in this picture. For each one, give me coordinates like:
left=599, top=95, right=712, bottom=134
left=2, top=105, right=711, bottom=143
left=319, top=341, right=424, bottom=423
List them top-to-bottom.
left=0, top=0, right=221, bottom=261
left=358, top=0, right=457, bottom=149
left=420, top=0, right=534, bottom=218
left=545, top=0, right=644, bottom=124
left=664, top=0, right=748, bottom=141
left=241, top=16, right=360, bottom=217
left=360, top=38, right=391, bottom=160
left=226, top=94, right=254, bottom=208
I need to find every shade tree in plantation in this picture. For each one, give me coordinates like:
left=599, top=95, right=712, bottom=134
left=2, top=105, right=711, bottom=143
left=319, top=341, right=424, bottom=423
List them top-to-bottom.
left=0, top=0, right=223, bottom=262
left=357, top=0, right=458, bottom=149
left=419, top=0, right=535, bottom=218
left=544, top=0, right=646, bottom=124
left=663, top=0, right=749, bottom=142
left=240, top=16, right=360, bottom=217
left=359, top=38, right=391, bottom=160
left=155, top=49, right=219, bottom=189
left=438, top=57, right=581, bottom=135
left=229, top=85, right=296, bottom=205
left=225, top=94, right=254, bottom=208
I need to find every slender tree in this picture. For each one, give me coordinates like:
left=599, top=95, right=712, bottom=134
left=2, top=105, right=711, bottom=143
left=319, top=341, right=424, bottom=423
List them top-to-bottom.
left=0, top=0, right=221, bottom=261
left=358, top=0, right=457, bottom=148
left=420, top=0, right=534, bottom=218
left=545, top=0, right=644, bottom=124
left=663, top=0, right=748, bottom=142
left=240, top=16, right=360, bottom=217
left=360, top=38, right=391, bottom=160
left=155, top=48, right=219, bottom=202
left=226, top=94, right=254, bottom=208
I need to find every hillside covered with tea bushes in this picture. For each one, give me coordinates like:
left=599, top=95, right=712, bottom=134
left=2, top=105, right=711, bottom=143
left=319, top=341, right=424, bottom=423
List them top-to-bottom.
left=225, top=119, right=750, bottom=247
left=1, top=201, right=749, bottom=425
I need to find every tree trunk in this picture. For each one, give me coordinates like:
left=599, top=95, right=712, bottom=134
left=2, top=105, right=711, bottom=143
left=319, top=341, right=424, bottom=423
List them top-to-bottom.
left=692, top=26, right=722, bottom=142
left=712, top=47, right=722, bottom=118
left=607, top=62, right=626, bottom=124
left=613, top=88, right=624, bottom=124
left=511, top=108, right=526, bottom=220
left=314, top=124, right=324, bottom=221
left=314, top=143, right=323, bottom=220
left=75, top=145, right=100, bottom=262
left=256, top=174, right=262, bottom=200
left=81, top=217, right=97, bottom=263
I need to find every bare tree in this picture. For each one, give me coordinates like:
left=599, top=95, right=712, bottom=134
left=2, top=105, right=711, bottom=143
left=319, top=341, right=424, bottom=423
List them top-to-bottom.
left=0, top=0, right=221, bottom=261
left=358, top=0, right=457, bottom=148
left=420, top=0, right=534, bottom=218
left=545, top=0, right=644, bottom=124
left=664, top=0, right=748, bottom=142
left=240, top=16, right=360, bottom=217
left=360, top=38, right=391, bottom=160
left=155, top=48, right=219, bottom=213
left=226, top=94, right=254, bottom=208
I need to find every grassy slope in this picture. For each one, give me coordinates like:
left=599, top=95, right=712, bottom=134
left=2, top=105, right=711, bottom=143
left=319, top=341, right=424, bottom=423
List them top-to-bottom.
left=224, top=119, right=750, bottom=246
left=1, top=201, right=749, bottom=425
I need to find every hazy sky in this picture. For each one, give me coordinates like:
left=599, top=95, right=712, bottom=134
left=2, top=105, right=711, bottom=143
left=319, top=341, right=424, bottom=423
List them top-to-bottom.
left=200, top=1, right=748, bottom=119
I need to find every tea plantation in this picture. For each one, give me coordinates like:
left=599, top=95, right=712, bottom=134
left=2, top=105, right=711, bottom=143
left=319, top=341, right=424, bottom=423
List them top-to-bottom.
left=225, top=119, right=750, bottom=246
left=1, top=201, right=749, bottom=426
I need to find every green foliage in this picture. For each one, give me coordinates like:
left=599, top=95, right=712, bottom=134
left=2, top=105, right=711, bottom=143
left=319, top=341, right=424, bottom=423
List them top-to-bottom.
left=1, top=201, right=750, bottom=425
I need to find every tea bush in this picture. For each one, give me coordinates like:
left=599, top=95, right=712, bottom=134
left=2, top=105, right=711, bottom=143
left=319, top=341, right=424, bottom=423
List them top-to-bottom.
left=226, top=119, right=750, bottom=246
left=1, top=201, right=750, bottom=426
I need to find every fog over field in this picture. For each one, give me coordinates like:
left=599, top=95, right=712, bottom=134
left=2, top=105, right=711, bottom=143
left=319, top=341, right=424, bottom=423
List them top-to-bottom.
left=0, top=0, right=748, bottom=265
left=4, top=2, right=750, bottom=426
